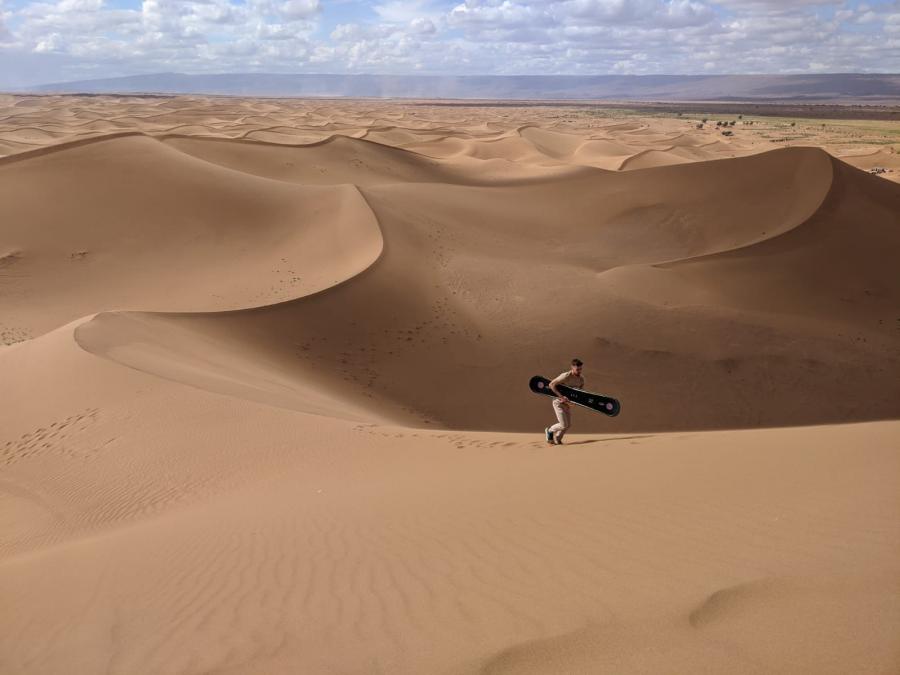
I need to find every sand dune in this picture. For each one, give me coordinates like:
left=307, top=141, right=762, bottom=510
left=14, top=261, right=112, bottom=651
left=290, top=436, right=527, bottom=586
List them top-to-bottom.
left=1, top=96, right=899, bottom=675
left=2, top=96, right=897, bottom=182
left=161, top=133, right=564, bottom=186
left=0, top=134, right=382, bottom=338
left=68, top=144, right=900, bottom=431
left=607, top=157, right=900, bottom=321
left=2, top=329, right=898, bottom=673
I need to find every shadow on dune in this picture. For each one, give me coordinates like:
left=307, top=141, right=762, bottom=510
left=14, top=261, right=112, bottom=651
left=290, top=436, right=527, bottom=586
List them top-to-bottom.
left=2, top=130, right=897, bottom=431
left=58, top=139, right=900, bottom=432
left=560, top=436, right=654, bottom=446
left=474, top=575, right=897, bottom=675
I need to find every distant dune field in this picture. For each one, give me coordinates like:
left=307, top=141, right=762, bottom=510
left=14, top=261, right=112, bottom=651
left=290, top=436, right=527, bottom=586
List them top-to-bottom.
left=1, top=96, right=898, bottom=675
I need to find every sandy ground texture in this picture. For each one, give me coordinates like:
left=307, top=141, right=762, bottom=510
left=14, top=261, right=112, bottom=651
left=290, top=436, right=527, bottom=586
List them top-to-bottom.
left=1, top=95, right=899, bottom=674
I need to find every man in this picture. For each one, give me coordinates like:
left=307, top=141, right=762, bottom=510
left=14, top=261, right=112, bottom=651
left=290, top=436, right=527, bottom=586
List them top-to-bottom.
left=545, top=358, right=584, bottom=445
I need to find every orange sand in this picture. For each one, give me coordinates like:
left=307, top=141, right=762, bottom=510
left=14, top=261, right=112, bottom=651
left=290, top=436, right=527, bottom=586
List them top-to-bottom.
left=1, top=95, right=898, bottom=675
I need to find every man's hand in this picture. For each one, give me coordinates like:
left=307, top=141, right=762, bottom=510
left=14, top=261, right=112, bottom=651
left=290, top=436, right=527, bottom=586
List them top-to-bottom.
left=550, top=384, right=570, bottom=405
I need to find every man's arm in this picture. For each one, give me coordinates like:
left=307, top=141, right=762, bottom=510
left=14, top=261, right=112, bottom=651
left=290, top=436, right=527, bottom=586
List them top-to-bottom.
left=549, top=373, right=570, bottom=402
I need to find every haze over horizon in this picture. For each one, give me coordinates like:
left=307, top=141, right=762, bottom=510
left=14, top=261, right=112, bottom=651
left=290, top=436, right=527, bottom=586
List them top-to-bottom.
left=2, top=0, right=900, bottom=90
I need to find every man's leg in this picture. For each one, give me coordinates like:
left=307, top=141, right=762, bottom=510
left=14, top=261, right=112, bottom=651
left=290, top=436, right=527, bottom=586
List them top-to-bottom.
left=548, top=400, right=570, bottom=443
left=555, top=405, right=571, bottom=443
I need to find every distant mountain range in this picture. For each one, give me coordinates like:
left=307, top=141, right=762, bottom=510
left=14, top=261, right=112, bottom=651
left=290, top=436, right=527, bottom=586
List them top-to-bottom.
left=20, top=72, right=900, bottom=102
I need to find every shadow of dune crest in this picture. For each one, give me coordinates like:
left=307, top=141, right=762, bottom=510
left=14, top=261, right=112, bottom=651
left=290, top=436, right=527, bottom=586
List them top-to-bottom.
left=65, top=146, right=900, bottom=432
left=688, top=578, right=783, bottom=628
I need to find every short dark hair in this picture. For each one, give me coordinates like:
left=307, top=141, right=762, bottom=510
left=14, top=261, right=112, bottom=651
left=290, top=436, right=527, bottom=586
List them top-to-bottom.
left=572, top=358, right=583, bottom=367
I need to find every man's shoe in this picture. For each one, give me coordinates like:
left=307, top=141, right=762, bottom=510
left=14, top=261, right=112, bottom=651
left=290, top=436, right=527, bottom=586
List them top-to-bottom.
left=545, top=428, right=555, bottom=444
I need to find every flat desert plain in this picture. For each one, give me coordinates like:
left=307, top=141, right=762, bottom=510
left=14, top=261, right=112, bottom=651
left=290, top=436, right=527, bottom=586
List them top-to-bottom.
left=1, top=95, right=899, bottom=674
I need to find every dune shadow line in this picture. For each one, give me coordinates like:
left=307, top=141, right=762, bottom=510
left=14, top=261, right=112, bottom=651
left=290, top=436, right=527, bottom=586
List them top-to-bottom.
left=563, top=435, right=653, bottom=445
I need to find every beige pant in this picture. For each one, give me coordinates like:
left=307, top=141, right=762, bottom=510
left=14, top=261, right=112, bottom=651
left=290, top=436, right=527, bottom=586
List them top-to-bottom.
left=549, top=399, right=571, bottom=441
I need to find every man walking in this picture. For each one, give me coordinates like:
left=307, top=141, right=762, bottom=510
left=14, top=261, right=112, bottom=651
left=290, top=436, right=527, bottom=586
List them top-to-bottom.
left=545, top=358, right=584, bottom=445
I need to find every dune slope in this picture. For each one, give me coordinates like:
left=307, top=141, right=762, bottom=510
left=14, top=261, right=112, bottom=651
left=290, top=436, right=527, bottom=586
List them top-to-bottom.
left=1, top=106, right=899, bottom=675
left=0, top=134, right=382, bottom=341
left=70, top=145, right=900, bottom=431
left=2, top=323, right=898, bottom=674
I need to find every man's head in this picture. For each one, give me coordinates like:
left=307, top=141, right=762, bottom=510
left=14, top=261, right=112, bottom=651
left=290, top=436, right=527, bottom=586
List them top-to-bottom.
left=571, top=358, right=583, bottom=375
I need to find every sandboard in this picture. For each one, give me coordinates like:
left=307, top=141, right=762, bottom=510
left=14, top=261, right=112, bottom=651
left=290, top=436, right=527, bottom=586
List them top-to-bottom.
left=529, top=375, right=620, bottom=417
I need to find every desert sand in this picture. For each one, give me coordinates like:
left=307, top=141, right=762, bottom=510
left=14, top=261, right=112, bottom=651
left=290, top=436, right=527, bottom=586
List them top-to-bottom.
left=1, top=95, right=899, bottom=674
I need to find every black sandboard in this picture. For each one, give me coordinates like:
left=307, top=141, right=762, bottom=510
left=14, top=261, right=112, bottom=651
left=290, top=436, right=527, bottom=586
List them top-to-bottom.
left=529, top=375, right=621, bottom=417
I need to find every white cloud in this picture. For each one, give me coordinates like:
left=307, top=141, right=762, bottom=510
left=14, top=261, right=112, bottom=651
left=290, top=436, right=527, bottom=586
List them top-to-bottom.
left=1, top=0, right=899, bottom=86
left=57, top=0, right=102, bottom=10
left=280, top=0, right=321, bottom=19
left=374, top=0, right=439, bottom=23
left=449, top=0, right=549, bottom=29
left=0, top=8, right=11, bottom=43
left=886, top=13, right=900, bottom=33
left=410, top=17, right=437, bottom=34
left=34, top=32, right=63, bottom=52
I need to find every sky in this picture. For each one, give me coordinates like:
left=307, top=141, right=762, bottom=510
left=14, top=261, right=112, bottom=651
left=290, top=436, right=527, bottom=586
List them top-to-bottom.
left=1, top=0, right=899, bottom=87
